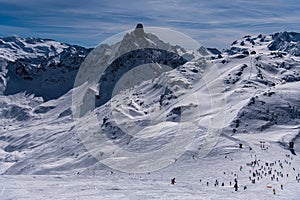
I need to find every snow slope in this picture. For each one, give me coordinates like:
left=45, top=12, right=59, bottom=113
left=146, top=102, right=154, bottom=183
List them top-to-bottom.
left=0, top=30, right=299, bottom=199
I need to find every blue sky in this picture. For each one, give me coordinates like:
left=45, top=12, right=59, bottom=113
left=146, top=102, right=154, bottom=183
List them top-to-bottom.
left=0, top=0, right=299, bottom=49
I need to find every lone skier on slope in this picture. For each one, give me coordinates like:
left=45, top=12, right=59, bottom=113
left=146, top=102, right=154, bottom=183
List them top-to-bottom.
left=171, top=178, right=176, bottom=185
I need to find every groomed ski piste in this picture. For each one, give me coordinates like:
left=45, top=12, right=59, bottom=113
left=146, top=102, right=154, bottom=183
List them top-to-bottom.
left=1, top=142, right=299, bottom=199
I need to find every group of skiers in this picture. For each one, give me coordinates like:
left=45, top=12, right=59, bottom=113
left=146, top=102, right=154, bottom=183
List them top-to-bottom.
left=170, top=152, right=298, bottom=196
left=246, top=153, right=298, bottom=195
left=171, top=177, right=240, bottom=191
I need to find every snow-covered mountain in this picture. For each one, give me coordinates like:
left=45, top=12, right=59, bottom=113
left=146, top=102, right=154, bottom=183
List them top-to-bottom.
left=0, top=29, right=299, bottom=199
left=223, top=32, right=300, bottom=132
left=0, top=36, right=92, bottom=100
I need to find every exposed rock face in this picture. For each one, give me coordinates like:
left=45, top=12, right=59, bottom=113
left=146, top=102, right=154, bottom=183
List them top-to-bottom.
left=268, top=32, right=300, bottom=56
left=0, top=36, right=92, bottom=100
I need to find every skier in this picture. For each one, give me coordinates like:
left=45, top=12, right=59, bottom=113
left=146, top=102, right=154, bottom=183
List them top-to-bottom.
left=171, top=178, right=176, bottom=185
left=234, top=178, right=238, bottom=191
left=215, top=179, right=219, bottom=186
left=234, top=182, right=238, bottom=191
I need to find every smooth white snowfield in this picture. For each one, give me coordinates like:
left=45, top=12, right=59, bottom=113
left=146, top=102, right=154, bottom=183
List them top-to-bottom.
left=0, top=31, right=299, bottom=199
left=0, top=145, right=299, bottom=200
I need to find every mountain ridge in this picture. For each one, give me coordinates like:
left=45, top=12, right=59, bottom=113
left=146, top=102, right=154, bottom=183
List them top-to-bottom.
left=0, top=30, right=299, bottom=175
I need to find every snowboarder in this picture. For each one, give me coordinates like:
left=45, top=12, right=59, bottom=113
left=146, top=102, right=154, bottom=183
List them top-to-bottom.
left=171, top=178, right=176, bottom=185
left=273, top=188, right=276, bottom=195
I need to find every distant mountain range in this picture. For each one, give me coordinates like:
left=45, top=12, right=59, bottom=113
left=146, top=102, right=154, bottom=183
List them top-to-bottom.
left=0, top=37, right=92, bottom=100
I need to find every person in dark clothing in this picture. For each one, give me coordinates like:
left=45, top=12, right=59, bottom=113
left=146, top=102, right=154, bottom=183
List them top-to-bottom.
left=171, top=178, right=176, bottom=185
left=234, top=178, right=238, bottom=191
left=215, top=179, right=219, bottom=186
left=234, top=183, right=238, bottom=191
